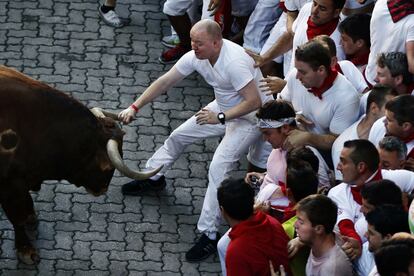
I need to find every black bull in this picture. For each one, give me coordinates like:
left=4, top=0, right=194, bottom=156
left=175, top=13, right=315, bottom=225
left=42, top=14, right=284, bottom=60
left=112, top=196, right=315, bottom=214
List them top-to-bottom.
left=0, top=66, right=160, bottom=264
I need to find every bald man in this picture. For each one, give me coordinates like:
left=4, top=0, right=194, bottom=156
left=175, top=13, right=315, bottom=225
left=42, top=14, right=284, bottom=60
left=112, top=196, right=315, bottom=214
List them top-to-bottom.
left=118, top=19, right=272, bottom=262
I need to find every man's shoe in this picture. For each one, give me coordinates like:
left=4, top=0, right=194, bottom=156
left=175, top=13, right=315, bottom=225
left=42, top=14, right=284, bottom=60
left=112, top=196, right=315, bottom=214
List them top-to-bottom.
left=98, top=6, right=124, bottom=28
left=161, top=34, right=180, bottom=48
left=159, top=45, right=189, bottom=64
left=121, top=176, right=166, bottom=196
left=185, top=234, right=220, bottom=262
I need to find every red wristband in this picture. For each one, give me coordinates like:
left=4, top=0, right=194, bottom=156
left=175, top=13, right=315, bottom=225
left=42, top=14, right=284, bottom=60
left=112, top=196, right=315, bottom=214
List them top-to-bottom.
left=130, top=104, right=139, bottom=112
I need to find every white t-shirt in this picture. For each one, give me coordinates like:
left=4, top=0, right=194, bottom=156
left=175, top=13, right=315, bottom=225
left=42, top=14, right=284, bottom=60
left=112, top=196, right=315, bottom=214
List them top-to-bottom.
left=284, top=0, right=311, bottom=11
left=365, top=0, right=414, bottom=85
left=290, top=2, right=345, bottom=72
left=175, top=39, right=272, bottom=112
left=338, top=60, right=368, bottom=94
left=280, top=70, right=360, bottom=135
left=359, top=91, right=370, bottom=116
left=331, top=116, right=364, bottom=180
left=368, top=116, right=386, bottom=147
left=329, top=169, right=414, bottom=240
left=356, top=242, right=375, bottom=276
left=306, top=244, right=353, bottom=276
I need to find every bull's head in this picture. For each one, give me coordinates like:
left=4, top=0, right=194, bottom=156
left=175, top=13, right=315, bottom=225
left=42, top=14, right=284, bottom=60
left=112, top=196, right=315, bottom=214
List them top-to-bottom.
left=84, top=108, right=161, bottom=196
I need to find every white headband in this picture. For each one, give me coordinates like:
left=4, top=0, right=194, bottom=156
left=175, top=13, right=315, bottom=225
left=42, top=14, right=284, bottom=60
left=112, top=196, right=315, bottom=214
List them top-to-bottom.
left=257, top=117, right=296, bottom=129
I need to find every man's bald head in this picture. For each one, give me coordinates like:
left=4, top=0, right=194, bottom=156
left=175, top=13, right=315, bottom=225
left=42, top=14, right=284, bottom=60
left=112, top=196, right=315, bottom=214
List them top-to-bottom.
left=191, top=19, right=222, bottom=41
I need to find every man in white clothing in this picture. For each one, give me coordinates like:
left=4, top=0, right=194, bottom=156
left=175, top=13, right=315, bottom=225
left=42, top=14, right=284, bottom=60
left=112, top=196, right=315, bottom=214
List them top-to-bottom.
left=248, top=0, right=346, bottom=75
left=364, top=0, right=414, bottom=86
left=118, top=19, right=272, bottom=262
left=278, top=40, right=360, bottom=155
left=331, top=85, right=396, bottom=180
left=369, top=95, right=414, bottom=171
left=329, top=139, right=414, bottom=260
left=357, top=205, right=409, bottom=276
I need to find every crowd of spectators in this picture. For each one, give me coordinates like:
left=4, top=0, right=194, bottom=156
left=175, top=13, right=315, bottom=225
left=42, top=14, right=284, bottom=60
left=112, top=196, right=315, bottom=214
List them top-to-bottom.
left=113, top=0, right=414, bottom=275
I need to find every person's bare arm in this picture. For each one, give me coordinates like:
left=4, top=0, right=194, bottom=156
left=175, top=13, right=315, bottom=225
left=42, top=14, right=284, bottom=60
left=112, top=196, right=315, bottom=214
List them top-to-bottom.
left=286, top=10, right=299, bottom=35
left=246, top=32, right=294, bottom=68
left=118, top=67, right=185, bottom=123
left=195, top=80, right=262, bottom=124
left=284, top=129, right=338, bottom=151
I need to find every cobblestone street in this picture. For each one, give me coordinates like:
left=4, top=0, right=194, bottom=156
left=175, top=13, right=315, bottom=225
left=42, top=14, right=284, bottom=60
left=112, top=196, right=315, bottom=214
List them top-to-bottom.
left=0, top=0, right=247, bottom=274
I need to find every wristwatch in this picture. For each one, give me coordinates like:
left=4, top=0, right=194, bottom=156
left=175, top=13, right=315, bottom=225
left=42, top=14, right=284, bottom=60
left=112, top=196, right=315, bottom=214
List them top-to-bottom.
left=217, top=112, right=226, bottom=125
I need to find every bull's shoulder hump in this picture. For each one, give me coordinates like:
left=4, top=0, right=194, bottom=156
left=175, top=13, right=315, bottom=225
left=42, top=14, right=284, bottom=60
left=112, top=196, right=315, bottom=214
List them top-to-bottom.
left=0, top=65, right=51, bottom=90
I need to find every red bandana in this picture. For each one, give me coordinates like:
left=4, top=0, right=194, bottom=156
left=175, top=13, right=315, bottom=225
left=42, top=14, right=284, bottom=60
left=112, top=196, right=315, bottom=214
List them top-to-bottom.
left=387, top=0, right=414, bottom=23
left=306, top=16, right=339, bottom=40
left=350, top=51, right=370, bottom=67
left=334, top=63, right=343, bottom=74
left=308, top=68, right=338, bottom=99
left=350, top=169, right=383, bottom=205
left=279, top=180, right=287, bottom=196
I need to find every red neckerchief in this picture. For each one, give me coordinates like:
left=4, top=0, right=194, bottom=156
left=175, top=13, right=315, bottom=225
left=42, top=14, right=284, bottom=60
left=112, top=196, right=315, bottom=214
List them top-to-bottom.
left=387, top=0, right=414, bottom=23
left=279, top=1, right=288, bottom=12
left=306, top=16, right=339, bottom=40
left=350, top=51, right=370, bottom=67
left=334, top=63, right=343, bottom=74
left=308, top=68, right=338, bottom=99
left=406, top=82, right=414, bottom=94
left=401, top=132, right=414, bottom=143
left=402, top=133, right=414, bottom=160
left=407, top=148, right=414, bottom=160
left=350, top=169, right=383, bottom=205
left=279, top=180, right=287, bottom=196
left=268, top=181, right=288, bottom=210
left=270, top=202, right=296, bottom=223
left=281, top=203, right=297, bottom=223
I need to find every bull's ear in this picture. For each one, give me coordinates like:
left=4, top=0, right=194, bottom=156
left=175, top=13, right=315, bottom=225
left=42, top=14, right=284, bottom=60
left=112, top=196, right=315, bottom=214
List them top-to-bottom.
left=0, top=129, right=19, bottom=154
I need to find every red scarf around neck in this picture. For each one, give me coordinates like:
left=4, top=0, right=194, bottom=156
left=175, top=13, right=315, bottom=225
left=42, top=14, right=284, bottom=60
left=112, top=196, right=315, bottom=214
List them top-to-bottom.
left=387, top=0, right=414, bottom=23
left=306, top=16, right=339, bottom=40
left=350, top=51, right=370, bottom=67
left=334, top=63, right=343, bottom=74
left=308, top=68, right=338, bottom=99
left=401, top=132, right=414, bottom=144
left=402, top=133, right=414, bottom=160
left=407, top=148, right=414, bottom=160
left=350, top=169, right=383, bottom=205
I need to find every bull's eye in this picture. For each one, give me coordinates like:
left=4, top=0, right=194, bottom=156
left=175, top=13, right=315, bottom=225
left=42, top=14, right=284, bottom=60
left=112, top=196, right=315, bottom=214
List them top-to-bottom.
left=0, top=129, right=19, bottom=152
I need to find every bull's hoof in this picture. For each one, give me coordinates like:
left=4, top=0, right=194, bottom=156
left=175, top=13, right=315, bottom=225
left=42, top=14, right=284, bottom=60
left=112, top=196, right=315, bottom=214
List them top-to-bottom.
left=17, top=246, right=40, bottom=265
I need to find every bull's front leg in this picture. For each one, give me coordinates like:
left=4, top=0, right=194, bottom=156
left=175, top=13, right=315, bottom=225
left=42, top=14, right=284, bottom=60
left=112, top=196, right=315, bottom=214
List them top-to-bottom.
left=1, top=184, right=39, bottom=264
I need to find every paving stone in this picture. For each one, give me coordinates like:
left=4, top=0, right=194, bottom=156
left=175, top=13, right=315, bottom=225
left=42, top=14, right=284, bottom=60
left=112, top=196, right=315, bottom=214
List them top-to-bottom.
left=72, top=240, right=92, bottom=260
left=91, top=250, right=109, bottom=270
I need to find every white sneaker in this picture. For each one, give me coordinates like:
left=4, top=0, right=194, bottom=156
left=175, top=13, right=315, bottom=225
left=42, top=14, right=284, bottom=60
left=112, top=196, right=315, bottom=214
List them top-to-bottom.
left=99, top=7, right=124, bottom=28
left=161, top=34, right=180, bottom=48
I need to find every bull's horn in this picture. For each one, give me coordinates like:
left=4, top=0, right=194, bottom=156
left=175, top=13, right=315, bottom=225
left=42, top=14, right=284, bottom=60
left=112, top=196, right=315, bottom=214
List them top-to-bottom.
left=90, top=107, right=120, bottom=121
left=106, top=139, right=163, bottom=180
